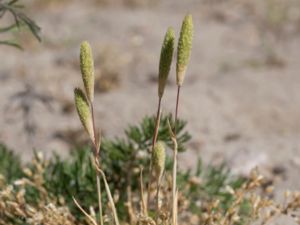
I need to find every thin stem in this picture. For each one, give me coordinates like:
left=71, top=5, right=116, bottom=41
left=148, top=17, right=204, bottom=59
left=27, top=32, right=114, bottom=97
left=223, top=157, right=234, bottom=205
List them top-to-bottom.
left=0, top=24, right=16, bottom=33
left=0, top=40, right=22, bottom=49
left=171, top=85, right=181, bottom=225
left=174, top=86, right=181, bottom=136
left=147, top=97, right=162, bottom=211
left=153, top=97, right=162, bottom=146
left=91, top=104, right=103, bottom=225
left=91, top=105, right=97, bottom=151
left=166, top=119, right=177, bottom=225
left=171, top=137, right=178, bottom=225
left=96, top=167, right=120, bottom=225
left=139, top=167, right=147, bottom=216
left=96, top=175, right=103, bottom=225
left=155, top=176, right=162, bottom=224
left=73, top=197, right=98, bottom=225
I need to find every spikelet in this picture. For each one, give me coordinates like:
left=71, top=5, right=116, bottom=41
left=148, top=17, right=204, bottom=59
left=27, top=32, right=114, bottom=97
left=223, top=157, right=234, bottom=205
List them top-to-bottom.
left=176, top=14, right=193, bottom=86
left=158, top=27, right=175, bottom=98
left=80, top=41, right=95, bottom=102
left=74, top=88, right=94, bottom=140
left=152, top=141, right=166, bottom=181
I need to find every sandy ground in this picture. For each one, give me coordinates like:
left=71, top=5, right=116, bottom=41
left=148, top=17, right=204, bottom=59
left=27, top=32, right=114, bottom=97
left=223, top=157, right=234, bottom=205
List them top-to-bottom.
left=1, top=0, right=300, bottom=204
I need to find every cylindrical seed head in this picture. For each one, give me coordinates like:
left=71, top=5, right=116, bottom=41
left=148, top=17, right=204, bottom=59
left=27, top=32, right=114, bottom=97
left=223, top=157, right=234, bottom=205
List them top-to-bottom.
left=176, top=14, right=194, bottom=86
left=158, top=27, right=175, bottom=98
left=80, top=41, right=95, bottom=102
left=74, top=88, right=94, bottom=140
left=152, top=141, right=166, bottom=181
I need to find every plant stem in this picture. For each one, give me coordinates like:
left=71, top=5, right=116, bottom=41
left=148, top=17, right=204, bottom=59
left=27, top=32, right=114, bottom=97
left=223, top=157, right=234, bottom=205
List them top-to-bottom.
left=172, top=85, right=180, bottom=225
left=174, top=86, right=181, bottom=135
left=147, top=97, right=162, bottom=211
left=153, top=97, right=162, bottom=146
left=91, top=105, right=103, bottom=225
left=91, top=105, right=97, bottom=152
left=91, top=105, right=119, bottom=225
left=171, top=137, right=178, bottom=225
left=97, top=167, right=120, bottom=225
left=139, top=167, right=147, bottom=216
left=96, top=175, right=103, bottom=225
left=155, top=177, right=162, bottom=224
left=73, top=197, right=98, bottom=225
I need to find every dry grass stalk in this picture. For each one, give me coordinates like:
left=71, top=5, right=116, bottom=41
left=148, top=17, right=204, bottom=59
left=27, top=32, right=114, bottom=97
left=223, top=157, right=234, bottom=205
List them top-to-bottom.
left=0, top=154, right=76, bottom=225
left=95, top=165, right=120, bottom=225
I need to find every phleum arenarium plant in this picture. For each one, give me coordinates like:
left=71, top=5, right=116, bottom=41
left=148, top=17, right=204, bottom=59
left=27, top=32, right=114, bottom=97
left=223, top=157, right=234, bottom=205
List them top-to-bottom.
left=1, top=11, right=300, bottom=224
left=2, top=11, right=297, bottom=225
left=143, top=13, right=194, bottom=225
left=172, top=13, right=193, bottom=225
left=73, top=15, right=194, bottom=225
left=147, top=26, right=175, bottom=214
left=74, top=41, right=119, bottom=225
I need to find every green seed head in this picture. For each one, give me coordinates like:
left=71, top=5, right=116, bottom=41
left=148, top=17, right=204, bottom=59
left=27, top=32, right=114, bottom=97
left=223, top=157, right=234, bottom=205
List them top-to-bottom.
left=176, top=14, right=193, bottom=86
left=158, top=27, right=175, bottom=98
left=80, top=41, right=95, bottom=102
left=74, top=88, right=94, bottom=140
left=152, top=141, right=166, bottom=181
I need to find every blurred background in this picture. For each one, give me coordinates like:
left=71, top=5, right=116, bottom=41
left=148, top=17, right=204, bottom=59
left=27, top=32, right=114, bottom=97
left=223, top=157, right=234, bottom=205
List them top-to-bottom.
left=0, top=0, right=300, bottom=189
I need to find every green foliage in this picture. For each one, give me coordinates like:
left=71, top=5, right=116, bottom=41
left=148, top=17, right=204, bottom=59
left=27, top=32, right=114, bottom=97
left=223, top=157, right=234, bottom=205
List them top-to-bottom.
left=0, top=0, right=41, bottom=49
left=39, top=114, right=190, bottom=221
left=99, top=114, right=191, bottom=218
left=122, top=114, right=190, bottom=152
left=0, top=115, right=245, bottom=223
left=0, top=115, right=190, bottom=221
left=0, top=144, right=23, bottom=182
left=45, top=147, right=99, bottom=220
left=166, top=158, right=245, bottom=215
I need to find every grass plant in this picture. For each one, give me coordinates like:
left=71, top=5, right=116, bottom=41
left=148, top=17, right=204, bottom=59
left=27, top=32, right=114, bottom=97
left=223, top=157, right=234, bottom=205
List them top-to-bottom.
left=1, top=13, right=300, bottom=225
